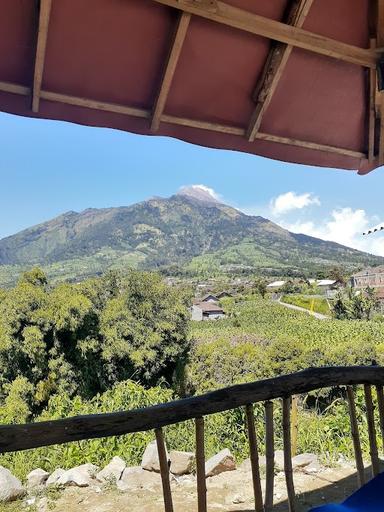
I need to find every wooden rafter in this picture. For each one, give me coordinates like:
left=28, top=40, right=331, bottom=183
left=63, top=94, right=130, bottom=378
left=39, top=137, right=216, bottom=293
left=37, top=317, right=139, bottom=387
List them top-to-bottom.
left=32, top=0, right=52, bottom=113
left=150, top=0, right=375, bottom=69
left=247, top=0, right=314, bottom=142
left=377, top=0, right=384, bottom=165
left=151, top=12, right=191, bottom=132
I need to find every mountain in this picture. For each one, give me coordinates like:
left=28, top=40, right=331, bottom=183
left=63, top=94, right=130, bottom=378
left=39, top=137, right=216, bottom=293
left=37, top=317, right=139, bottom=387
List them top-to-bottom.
left=0, top=187, right=382, bottom=285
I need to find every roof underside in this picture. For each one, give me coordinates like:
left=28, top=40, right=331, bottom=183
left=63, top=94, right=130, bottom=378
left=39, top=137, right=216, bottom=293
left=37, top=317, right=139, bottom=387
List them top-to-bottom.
left=1, top=0, right=383, bottom=173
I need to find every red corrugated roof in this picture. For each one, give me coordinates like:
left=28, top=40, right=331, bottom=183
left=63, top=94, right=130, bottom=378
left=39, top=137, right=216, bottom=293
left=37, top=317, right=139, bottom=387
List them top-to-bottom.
left=0, top=0, right=382, bottom=173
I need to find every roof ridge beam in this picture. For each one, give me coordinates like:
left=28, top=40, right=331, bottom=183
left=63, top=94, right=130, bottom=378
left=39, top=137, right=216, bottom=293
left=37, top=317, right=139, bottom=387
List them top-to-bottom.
left=32, top=0, right=53, bottom=113
left=150, top=0, right=376, bottom=69
left=247, top=0, right=315, bottom=142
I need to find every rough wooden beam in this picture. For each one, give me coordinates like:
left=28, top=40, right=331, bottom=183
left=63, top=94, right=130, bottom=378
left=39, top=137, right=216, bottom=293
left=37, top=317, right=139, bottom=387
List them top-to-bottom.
left=32, top=0, right=52, bottom=112
left=151, top=0, right=375, bottom=68
left=247, top=0, right=314, bottom=142
left=376, top=0, right=384, bottom=165
left=151, top=12, right=191, bottom=132
left=0, top=81, right=367, bottom=160
left=1, top=367, right=384, bottom=453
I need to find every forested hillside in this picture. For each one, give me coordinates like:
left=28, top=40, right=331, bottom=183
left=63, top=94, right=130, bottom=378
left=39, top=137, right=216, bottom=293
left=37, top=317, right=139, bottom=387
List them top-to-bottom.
left=0, top=188, right=382, bottom=286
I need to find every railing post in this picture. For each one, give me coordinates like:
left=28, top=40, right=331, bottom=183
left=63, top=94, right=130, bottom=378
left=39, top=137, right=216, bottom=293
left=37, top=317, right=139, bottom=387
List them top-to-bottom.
left=364, top=384, right=380, bottom=477
left=375, top=385, right=384, bottom=457
left=346, top=387, right=365, bottom=486
left=291, top=395, right=299, bottom=457
left=282, top=397, right=296, bottom=512
left=264, top=400, right=275, bottom=512
left=245, top=404, right=264, bottom=512
left=195, top=417, right=207, bottom=512
left=155, top=428, right=174, bottom=512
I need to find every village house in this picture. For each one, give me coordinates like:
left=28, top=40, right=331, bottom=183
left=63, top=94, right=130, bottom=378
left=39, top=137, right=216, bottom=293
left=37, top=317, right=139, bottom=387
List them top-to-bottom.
left=351, top=266, right=384, bottom=304
left=316, top=279, right=339, bottom=298
left=191, top=302, right=226, bottom=321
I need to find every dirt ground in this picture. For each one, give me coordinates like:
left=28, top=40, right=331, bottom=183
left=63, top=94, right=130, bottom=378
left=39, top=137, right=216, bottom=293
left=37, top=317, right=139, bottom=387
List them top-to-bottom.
left=3, top=463, right=368, bottom=512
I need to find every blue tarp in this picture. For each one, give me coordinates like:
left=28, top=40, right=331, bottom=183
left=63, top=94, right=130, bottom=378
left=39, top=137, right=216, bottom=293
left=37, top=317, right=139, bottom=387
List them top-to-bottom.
left=311, top=472, right=384, bottom=512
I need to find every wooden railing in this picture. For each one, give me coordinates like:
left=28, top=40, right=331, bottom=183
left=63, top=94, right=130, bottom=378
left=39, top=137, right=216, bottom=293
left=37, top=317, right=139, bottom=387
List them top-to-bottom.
left=1, top=366, right=384, bottom=512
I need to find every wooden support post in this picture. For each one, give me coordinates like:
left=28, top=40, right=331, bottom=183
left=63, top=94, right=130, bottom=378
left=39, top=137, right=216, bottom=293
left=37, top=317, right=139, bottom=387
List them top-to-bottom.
left=32, top=0, right=52, bottom=112
left=151, top=11, right=191, bottom=131
left=364, top=384, right=380, bottom=477
left=375, top=385, right=384, bottom=456
left=346, top=387, right=365, bottom=487
left=290, top=395, right=299, bottom=457
left=282, top=397, right=296, bottom=512
left=264, top=401, right=274, bottom=512
left=245, top=404, right=264, bottom=512
left=195, top=417, right=207, bottom=512
left=155, top=428, right=174, bottom=512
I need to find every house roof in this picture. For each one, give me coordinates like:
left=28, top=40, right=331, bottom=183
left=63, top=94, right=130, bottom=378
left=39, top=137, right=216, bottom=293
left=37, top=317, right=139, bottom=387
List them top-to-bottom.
left=0, top=0, right=382, bottom=174
left=352, top=265, right=384, bottom=277
left=317, top=279, right=337, bottom=286
left=267, top=280, right=286, bottom=288
left=194, top=302, right=224, bottom=313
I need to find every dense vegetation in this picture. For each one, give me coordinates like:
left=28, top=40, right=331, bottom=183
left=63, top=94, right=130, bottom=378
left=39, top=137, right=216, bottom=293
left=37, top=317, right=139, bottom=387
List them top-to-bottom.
left=1, top=192, right=382, bottom=286
left=0, top=268, right=190, bottom=420
left=2, top=274, right=384, bottom=480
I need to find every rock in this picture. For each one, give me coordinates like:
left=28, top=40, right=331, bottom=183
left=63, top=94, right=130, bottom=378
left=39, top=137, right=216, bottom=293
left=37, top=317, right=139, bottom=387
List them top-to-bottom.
left=141, top=440, right=168, bottom=473
left=205, top=449, right=236, bottom=477
left=274, top=450, right=285, bottom=471
left=170, top=451, right=195, bottom=476
left=292, top=453, right=319, bottom=470
left=96, top=456, right=126, bottom=483
left=239, top=456, right=266, bottom=472
left=303, top=460, right=322, bottom=474
left=56, top=463, right=99, bottom=487
left=0, top=466, right=25, bottom=502
left=117, top=466, right=161, bottom=491
left=27, top=468, right=49, bottom=488
left=46, top=468, right=65, bottom=486
left=225, top=493, right=246, bottom=505
left=37, top=497, right=49, bottom=512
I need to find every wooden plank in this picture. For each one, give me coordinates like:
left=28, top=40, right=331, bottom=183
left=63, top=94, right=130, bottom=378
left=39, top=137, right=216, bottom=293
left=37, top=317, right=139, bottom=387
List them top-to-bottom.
left=32, top=0, right=52, bottom=113
left=151, top=0, right=376, bottom=68
left=247, top=0, right=315, bottom=142
left=151, top=12, right=191, bottom=132
left=368, top=39, right=377, bottom=163
left=0, top=81, right=30, bottom=96
left=0, top=82, right=367, bottom=160
left=40, top=90, right=150, bottom=119
left=3, top=366, right=384, bottom=454
left=364, top=384, right=380, bottom=477
left=375, top=386, right=384, bottom=456
left=346, top=387, right=365, bottom=487
left=282, top=397, right=296, bottom=512
left=264, top=401, right=275, bottom=512
left=245, top=405, right=264, bottom=512
left=195, top=417, right=207, bottom=512
left=155, top=428, right=174, bottom=512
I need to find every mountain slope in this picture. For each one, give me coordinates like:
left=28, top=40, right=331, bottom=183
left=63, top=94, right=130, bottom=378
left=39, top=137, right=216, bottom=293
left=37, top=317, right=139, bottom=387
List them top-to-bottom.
left=0, top=189, right=382, bottom=284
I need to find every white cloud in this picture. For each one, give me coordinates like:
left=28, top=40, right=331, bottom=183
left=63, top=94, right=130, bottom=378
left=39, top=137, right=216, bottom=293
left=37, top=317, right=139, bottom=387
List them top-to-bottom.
left=178, top=184, right=221, bottom=202
left=270, top=191, right=320, bottom=216
left=283, top=207, right=384, bottom=256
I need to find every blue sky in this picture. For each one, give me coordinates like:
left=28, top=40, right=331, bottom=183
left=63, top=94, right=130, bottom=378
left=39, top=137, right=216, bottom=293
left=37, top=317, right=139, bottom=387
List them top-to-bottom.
left=1, top=111, right=384, bottom=255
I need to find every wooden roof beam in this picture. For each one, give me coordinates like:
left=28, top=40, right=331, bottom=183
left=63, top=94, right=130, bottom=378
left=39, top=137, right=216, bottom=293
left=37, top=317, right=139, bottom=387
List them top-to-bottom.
left=32, top=0, right=52, bottom=113
left=151, top=0, right=376, bottom=69
left=247, top=0, right=315, bottom=142
left=151, top=12, right=191, bottom=132
left=0, top=80, right=367, bottom=160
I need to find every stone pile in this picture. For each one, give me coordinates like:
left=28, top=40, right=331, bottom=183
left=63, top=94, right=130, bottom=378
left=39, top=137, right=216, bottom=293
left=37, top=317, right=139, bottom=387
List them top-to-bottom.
left=0, top=442, right=322, bottom=503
